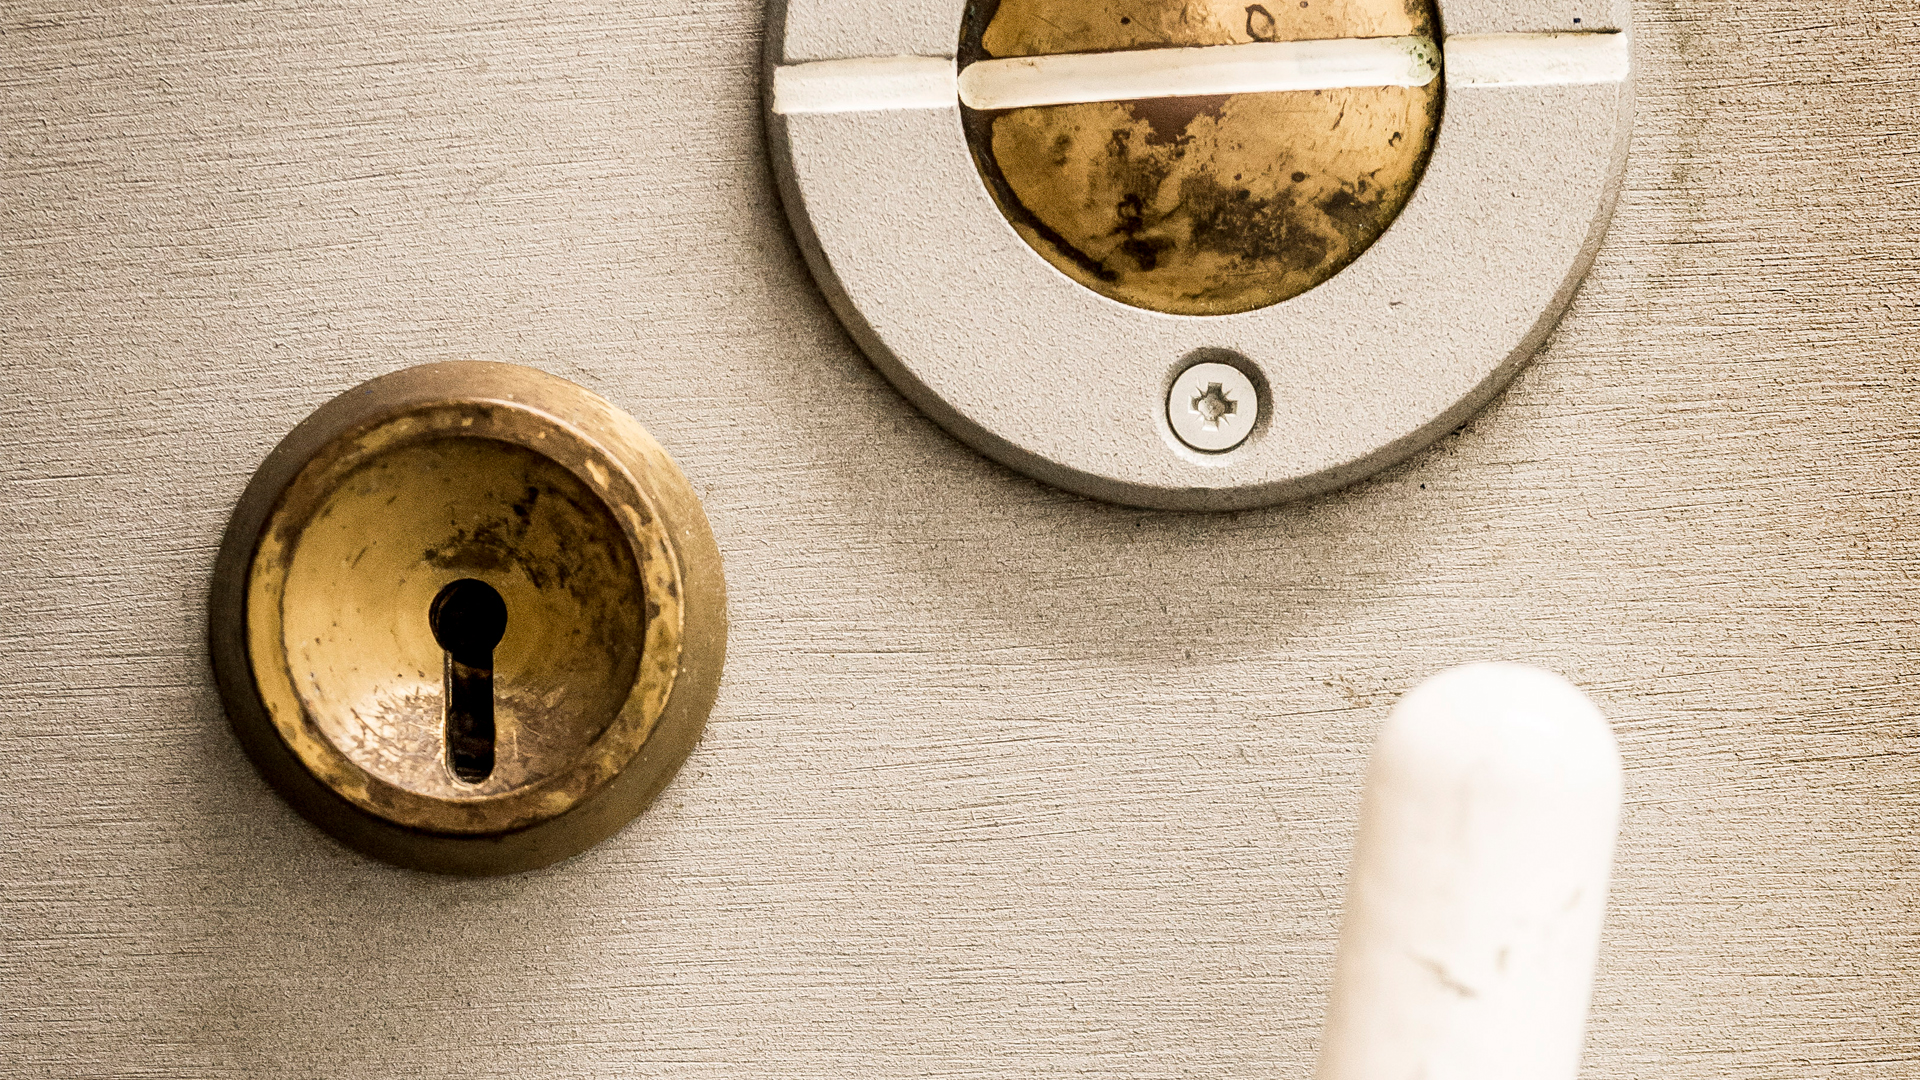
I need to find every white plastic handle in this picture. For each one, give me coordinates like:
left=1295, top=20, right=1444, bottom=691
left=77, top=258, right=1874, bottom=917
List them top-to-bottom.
left=1317, top=663, right=1624, bottom=1080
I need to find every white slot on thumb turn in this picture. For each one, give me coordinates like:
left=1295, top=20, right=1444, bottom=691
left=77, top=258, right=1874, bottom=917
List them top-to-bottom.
left=1317, top=663, right=1624, bottom=1080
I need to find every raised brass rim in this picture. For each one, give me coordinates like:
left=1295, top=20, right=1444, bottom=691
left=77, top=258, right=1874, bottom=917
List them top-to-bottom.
left=210, top=361, right=727, bottom=873
left=246, top=400, right=683, bottom=835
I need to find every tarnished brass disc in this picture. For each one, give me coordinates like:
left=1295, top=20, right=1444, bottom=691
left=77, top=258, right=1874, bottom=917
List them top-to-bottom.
left=960, top=0, right=1442, bottom=316
left=210, top=362, right=727, bottom=875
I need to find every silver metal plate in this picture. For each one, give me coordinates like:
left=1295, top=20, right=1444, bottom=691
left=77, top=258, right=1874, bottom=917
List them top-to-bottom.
left=766, top=0, right=1633, bottom=510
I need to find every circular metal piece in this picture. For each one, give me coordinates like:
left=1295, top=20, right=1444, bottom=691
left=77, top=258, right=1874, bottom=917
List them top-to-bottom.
left=766, top=0, right=1633, bottom=510
left=960, top=0, right=1441, bottom=316
left=1169, top=361, right=1257, bottom=452
left=209, top=362, right=727, bottom=875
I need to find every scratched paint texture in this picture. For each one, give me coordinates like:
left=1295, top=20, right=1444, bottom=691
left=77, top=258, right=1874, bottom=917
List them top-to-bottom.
left=1, top=1, right=1915, bottom=1077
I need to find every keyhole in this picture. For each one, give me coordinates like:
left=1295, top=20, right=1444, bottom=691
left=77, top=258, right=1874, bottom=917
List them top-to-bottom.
left=429, top=579, right=508, bottom=784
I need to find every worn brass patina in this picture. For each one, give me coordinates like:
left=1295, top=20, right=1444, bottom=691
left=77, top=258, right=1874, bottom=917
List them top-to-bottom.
left=961, top=0, right=1441, bottom=316
left=210, top=362, right=726, bottom=875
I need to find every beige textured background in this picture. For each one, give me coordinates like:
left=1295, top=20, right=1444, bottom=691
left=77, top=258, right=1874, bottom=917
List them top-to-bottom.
left=2, top=1, right=1915, bottom=1076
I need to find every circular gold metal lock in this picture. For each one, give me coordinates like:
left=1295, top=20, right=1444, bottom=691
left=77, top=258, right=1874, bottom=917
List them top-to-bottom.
left=960, top=0, right=1441, bottom=316
left=210, top=362, right=726, bottom=875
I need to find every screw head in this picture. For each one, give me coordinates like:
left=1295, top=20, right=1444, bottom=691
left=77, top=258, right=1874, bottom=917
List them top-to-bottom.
left=1168, top=361, right=1258, bottom=453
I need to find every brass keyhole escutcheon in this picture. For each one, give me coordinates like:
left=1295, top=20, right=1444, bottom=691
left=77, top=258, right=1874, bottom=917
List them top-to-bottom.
left=210, top=362, right=727, bottom=875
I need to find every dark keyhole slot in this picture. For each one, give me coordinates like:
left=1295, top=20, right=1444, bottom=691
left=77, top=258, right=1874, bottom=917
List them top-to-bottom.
left=429, top=578, right=508, bottom=784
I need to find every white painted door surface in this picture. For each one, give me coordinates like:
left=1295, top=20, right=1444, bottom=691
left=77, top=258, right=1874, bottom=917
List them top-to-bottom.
left=3, top=2, right=1915, bottom=1076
